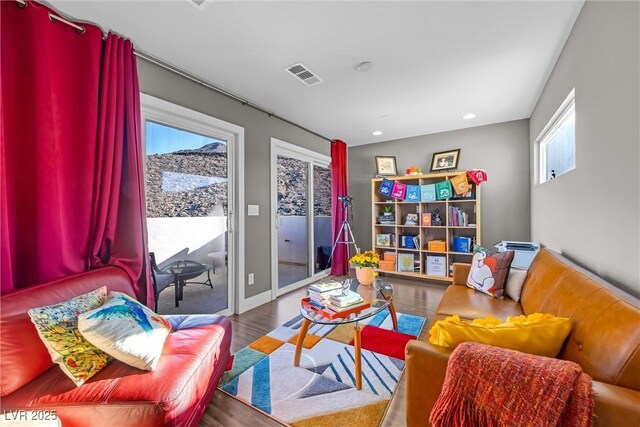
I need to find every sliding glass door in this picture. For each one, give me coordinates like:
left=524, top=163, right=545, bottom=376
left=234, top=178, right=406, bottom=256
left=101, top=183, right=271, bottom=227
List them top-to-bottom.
left=141, top=95, right=239, bottom=316
left=271, top=138, right=331, bottom=297
left=276, top=155, right=310, bottom=288
left=313, top=165, right=332, bottom=274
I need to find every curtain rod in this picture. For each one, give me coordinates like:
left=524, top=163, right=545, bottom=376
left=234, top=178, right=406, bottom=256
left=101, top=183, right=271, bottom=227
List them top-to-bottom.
left=15, top=0, right=332, bottom=143
left=17, top=0, right=85, bottom=34
left=133, top=50, right=333, bottom=143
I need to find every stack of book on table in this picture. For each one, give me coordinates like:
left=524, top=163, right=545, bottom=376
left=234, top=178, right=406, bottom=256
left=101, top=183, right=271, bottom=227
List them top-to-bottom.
left=308, top=281, right=343, bottom=308
left=326, top=290, right=366, bottom=313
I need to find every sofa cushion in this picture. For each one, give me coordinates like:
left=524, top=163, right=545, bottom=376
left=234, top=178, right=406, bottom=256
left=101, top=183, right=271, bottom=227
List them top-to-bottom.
left=466, top=247, right=514, bottom=299
left=0, top=266, right=135, bottom=397
left=505, top=268, right=528, bottom=302
left=436, top=285, right=524, bottom=320
left=28, top=287, right=111, bottom=386
left=79, top=292, right=171, bottom=371
left=428, top=313, right=572, bottom=357
left=0, top=315, right=231, bottom=427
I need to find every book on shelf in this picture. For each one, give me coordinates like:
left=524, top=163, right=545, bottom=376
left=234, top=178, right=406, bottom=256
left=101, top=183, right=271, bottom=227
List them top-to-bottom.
left=420, top=184, right=436, bottom=202
left=405, top=185, right=421, bottom=202
left=448, top=206, right=469, bottom=227
left=421, top=212, right=432, bottom=226
left=378, top=214, right=395, bottom=224
left=400, top=234, right=417, bottom=249
left=412, top=235, right=421, bottom=250
left=452, top=237, right=472, bottom=253
left=397, top=253, right=415, bottom=272
left=426, top=255, right=447, bottom=276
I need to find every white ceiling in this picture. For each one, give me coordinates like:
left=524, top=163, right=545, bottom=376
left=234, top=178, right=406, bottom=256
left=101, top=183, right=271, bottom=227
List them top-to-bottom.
left=54, top=0, right=584, bottom=146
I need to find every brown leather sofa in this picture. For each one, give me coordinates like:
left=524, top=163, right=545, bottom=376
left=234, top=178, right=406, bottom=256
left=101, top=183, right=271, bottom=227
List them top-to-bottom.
left=406, top=248, right=640, bottom=426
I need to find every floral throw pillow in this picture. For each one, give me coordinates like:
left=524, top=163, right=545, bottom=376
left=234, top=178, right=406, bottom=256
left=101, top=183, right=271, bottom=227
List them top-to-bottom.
left=466, top=245, right=514, bottom=298
left=28, top=287, right=110, bottom=386
left=78, top=292, right=172, bottom=371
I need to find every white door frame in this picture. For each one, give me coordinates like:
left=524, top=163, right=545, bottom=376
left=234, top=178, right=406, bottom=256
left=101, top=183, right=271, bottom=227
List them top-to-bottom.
left=140, top=93, right=245, bottom=316
left=270, top=137, right=331, bottom=299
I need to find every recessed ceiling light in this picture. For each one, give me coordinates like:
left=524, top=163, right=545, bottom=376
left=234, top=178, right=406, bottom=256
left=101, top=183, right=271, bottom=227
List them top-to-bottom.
left=356, top=61, right=374, bottom=72
left=462, top=113, right=476, bottom=120
left=372, top=130, right=383, bottom=136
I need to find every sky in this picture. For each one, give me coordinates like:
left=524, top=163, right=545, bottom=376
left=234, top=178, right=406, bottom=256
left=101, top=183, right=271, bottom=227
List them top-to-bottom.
left=145, top=120, right=226, bottom=155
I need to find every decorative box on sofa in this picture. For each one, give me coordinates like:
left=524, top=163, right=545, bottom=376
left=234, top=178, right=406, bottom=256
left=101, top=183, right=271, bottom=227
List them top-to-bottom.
left=406, top=248, right=640, bottom=426
left=0, top=266, right=232, bottom=427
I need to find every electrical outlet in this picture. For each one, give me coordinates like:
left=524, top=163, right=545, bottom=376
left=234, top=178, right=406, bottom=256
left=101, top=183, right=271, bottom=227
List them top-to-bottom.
left=248, top=273, right=255, bottom=285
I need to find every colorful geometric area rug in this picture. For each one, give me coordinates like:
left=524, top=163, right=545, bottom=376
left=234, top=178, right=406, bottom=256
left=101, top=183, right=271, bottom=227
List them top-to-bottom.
left=219, top=308, right=426, bottom=426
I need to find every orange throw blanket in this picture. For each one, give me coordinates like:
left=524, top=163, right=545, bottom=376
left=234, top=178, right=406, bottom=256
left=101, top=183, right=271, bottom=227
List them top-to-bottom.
left=430, top=342, right=594, bottom=427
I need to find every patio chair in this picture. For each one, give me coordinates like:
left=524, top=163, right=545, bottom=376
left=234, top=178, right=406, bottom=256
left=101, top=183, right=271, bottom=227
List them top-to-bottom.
left=150, top=252, right=177, bottom=312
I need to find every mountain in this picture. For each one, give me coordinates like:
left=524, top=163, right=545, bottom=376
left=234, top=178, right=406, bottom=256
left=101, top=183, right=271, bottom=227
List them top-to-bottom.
left=172, top=142, right=227, bottom=155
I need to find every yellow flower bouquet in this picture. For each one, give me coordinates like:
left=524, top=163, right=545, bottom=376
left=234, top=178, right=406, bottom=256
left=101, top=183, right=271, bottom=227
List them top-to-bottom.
left=349, top=251, right=380, bottom=268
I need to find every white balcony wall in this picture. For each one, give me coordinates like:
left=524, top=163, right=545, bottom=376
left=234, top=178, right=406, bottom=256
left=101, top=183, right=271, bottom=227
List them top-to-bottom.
left=147, top=217, right=226, bottom=267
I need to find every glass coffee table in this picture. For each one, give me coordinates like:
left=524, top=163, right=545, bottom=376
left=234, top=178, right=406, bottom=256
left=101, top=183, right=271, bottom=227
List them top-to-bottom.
left=293, top=278, right=398, bottom=390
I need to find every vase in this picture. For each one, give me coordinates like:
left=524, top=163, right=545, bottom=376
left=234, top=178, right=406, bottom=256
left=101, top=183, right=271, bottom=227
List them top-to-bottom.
left=355, top=267, right=375, bottom=286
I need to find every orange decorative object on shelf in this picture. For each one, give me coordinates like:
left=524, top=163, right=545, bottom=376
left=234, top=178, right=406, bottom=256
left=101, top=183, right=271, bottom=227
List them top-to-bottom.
left=428, top=240, right=446, bottom=252
left=378, top=260, right=395, bottom=271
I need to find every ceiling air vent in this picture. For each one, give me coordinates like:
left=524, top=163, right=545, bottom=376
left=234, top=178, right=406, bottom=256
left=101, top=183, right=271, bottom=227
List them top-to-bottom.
left=284, top=62, right=324, bottom=87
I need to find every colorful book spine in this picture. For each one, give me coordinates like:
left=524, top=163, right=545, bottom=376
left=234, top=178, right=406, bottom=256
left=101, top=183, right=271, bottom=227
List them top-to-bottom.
left=448, top=207, right=468, bottom=227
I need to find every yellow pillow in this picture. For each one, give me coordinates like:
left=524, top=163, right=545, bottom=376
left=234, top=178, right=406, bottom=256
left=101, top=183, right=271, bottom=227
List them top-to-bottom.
left=428, top=313, right=572, bottom=357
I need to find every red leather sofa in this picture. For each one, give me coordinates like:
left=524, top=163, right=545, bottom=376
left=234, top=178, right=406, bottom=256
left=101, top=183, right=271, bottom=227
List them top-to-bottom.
left=0, top=266, right=232, bottom=427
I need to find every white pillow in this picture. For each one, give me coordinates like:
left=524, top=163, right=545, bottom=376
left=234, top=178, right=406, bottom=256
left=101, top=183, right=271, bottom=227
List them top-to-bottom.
left=506, top=268, right=528, bottom=302
left=78, top=292, right=171, bottom=371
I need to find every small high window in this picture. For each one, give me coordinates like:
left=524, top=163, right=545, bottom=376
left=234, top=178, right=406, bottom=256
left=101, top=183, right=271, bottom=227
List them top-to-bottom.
left=538, top=89, right=576, bottom=184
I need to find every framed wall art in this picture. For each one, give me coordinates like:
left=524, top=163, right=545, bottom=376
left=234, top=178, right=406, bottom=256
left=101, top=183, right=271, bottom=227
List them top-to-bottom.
left=430, top=149, right=461, bottom=172
left=375, top=156, right=398, bottom=176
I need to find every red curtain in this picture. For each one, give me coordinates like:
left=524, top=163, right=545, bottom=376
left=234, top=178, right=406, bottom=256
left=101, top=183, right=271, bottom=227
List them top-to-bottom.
left=1, top=1, right=151, bottom=304
left=330, top=139, right=349, bottom=275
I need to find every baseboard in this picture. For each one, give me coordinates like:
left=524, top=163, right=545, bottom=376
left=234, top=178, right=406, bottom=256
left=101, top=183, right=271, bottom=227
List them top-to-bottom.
left=238, top=290, right=272, bottom=314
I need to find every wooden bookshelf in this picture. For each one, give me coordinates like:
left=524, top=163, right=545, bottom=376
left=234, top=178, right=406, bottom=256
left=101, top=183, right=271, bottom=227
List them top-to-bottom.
left=371, top=171, right=481, bottom=283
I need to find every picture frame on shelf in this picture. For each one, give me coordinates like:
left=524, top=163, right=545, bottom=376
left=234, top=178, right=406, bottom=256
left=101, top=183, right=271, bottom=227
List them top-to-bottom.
left=430, top=149, right=461, bottom=172
left=375, top=156, right=398, bottom=176
left=451, top=185, right=475, bottom=199
left=376, top=233, right=392, bottom=247
left=397, top=253, right=415, bottom=272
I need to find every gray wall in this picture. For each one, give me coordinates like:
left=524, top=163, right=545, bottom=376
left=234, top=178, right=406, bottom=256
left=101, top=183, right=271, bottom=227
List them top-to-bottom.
left=529, top=1, right=639, bottom=297
left=137, top=58, right=330, bottom=299
left=348, top=119, right=531, bottom=252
